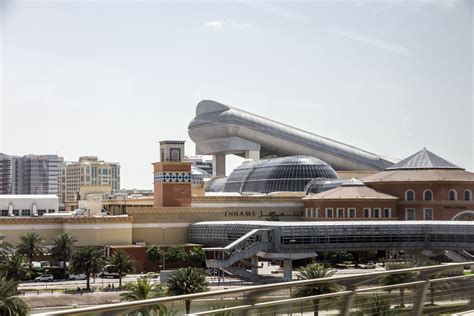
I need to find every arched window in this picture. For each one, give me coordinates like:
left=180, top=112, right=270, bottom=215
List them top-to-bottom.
left=423, top=189, right=433, bottom=201
left=405, top=190, right=415, bottom=201
left=449, top=190, right=457, bottom=201
left=465, top=190, right=472, bottom=201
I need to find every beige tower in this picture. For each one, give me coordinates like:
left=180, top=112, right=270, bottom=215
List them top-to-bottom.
left=153, top=141, right=192, bottom=207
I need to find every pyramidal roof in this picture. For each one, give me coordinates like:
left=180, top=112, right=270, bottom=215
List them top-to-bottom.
left=386, top=148, right=463, bottom=170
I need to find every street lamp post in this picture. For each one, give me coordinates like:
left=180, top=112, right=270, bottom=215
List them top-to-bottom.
left=162, top=227, right=166, bottom=271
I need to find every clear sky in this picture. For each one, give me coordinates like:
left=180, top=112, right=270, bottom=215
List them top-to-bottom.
left=1, top=0, right=473, bottom=189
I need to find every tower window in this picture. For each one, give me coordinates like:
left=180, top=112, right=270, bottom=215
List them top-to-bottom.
left=423, top=190, right=433, bottom=201
left=449, top=190, right=457, bottom=201
left=465, top=190, right=472, bottom=201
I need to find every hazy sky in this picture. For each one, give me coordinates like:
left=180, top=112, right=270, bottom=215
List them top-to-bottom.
left=1, top=0, right=473, bottom=189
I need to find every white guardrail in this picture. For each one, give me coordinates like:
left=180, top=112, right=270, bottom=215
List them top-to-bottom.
left=38, top=262, right=474, bottom=316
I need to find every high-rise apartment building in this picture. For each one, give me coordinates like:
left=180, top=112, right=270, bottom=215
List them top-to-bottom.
left=0, top=154, right=64, bottom=196
left=0, top=154, right=12, bottom=194
left=23, top=155, right=49, bottom=194
left=42, top=155, right=64, bottom=195
left=60, top=156, right=120, bottom=202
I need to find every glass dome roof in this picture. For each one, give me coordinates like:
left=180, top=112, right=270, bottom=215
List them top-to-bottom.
left=223, top=155, right=338, bottom=194
left=191, top=166, right=211, bottom=186
left=205, top=177, right=227, bottom=192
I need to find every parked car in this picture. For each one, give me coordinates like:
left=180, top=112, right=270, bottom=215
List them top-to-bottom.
left=366, top=262, right=376, bottom=269
left=98, top=265, right=125, bottom=279
left=98, top=271, right=122, bottom=279
left=146, top=272, right=158, bottom=279
left=68, top=273, right=87, bottom=280
left=35, top=274, right=54, bottom=282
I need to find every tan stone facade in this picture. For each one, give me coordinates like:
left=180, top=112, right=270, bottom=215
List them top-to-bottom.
left=0, top=194, right=305, bottom=247
left=0, top=216, right=132, bottom=246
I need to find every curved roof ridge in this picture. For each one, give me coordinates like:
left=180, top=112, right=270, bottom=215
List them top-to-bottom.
left=386, top=148, right=462, bottom=170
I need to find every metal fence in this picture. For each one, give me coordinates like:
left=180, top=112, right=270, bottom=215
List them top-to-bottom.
left=38, top=262, right=474, bottom=316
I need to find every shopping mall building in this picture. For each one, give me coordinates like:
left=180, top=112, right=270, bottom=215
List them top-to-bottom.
left=1, top=100, right=473, bottom=273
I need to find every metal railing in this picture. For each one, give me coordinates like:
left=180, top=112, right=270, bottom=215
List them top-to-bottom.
left=38, top=262, right=474, bottom=316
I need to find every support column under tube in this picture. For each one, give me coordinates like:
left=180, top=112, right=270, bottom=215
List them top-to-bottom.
left=245, top=150, right=260, bottom=161
left=212, top=154, right=226, bottom=177
left=251, top=256, right=258, bottom=275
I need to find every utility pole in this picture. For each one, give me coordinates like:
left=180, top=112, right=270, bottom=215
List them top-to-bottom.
left=162, top=227, right=166, bottom=270
left=289, top=239, right=295, bottom=281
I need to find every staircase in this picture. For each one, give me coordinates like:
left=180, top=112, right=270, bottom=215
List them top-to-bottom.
left=203, top=229, right=273, bottom=276
left=445, top=250, right=474, bottom=262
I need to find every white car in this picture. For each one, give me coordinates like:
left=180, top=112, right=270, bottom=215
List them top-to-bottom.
left=366, top=262, right=376, bottom=269
left=68, top=273, right=87, bottom=280
left=35, top=274, right=54, bottom=282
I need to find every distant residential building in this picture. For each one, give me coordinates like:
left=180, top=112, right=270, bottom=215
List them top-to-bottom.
left=0, top=153, right=64, bottom=196
left=185, top=155, right=213, bottom=175
left=60, top=156, right=120, bottom=203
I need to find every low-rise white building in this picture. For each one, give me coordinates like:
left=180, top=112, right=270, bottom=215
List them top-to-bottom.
left=0, top=195, right=59, bottom=217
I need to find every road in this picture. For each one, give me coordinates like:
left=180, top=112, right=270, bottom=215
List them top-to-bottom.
left=19, top=264, right=385, bottom=291
left=18, top=274, right=152, bottom=291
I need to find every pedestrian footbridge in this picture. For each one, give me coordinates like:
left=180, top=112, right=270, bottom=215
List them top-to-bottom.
left=189, top=221, right=474, bottom=280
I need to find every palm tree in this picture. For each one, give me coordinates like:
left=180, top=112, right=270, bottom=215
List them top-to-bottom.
left=16, top=232, right=45, bottom=268
left=50, top=232, right=77, bottom=279
left=0, top=235, right=12, bottom=259
left=146, top=245, right=164, bottom=272
left=70, top=246, right=105, bottom=290
left=109, top=250, right=135, bottom=287
left=0, top=253, right=30, bottom=281
left=379, top=262, right=418, bottom=308
left=293, top=263, right=339, bottom=316
left=167, top=267, right=209, bottom=314
left=0, top=274, right=29, bottom=316
left=121, top=276, right=166, bottom=315
left=121, top=276, right=165, bottom=300
left=359, top=294, right=391, bottom=315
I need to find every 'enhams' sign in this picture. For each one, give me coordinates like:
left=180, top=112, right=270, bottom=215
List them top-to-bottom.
left=223, top=210, right=303, bottom=218
left=224, top=211, right=256, bottom=217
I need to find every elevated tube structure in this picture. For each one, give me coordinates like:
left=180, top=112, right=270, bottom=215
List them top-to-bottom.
left=188, top=100, right=393, bottom=176
left=190, top=220, right=474, bottom=280
left=190, top=220, right=474, bottom=252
